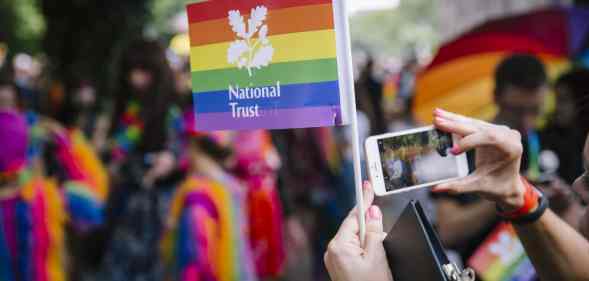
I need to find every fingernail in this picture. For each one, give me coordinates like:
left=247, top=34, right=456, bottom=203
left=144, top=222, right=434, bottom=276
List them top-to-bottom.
left=450, top=146, right=461, bottom=155
left=432, top=185, right=449, bottom=193
left=369, top=206, right=381, bottom=219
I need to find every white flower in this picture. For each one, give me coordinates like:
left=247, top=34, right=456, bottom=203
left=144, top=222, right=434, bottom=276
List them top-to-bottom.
left=226, top=5, right=273, bottom=76
left=247, top=6, right=268, bottom=38
left=228, top=10, right=247, bottom=39
left=227, top=40, right=248, bottom=67
left=251, top=46, right=274, bottom=69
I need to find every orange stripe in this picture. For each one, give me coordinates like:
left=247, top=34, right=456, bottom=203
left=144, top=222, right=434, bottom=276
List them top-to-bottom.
left=190, top=3, right=334, bottom=47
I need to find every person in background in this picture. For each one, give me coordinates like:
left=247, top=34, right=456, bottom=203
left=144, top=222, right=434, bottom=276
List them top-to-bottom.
left=99, top=38, right=180, bottom=281
left=12, top=53, right=42, bottom=112
left=435, top=53, right=571, bottom=264
left=396, top=54, right=419, bottom=102
left=356, top=57, right=386, bottom=135
left=536, top=68, right=589, bottom=226
left=540, top=68, right=589, bottom=185
left=0, top=70, right=21, bottom=111
left=56, top=77, right=111, bottom=154
left=386, top=97, right=417, bottom=133
left=0, top=110, right=108, bottom=281
left=161, top=111, right=257, bottom=281
left=272, top=128, right=341, bottom=281
left=231, top=130, right=286, bottom=280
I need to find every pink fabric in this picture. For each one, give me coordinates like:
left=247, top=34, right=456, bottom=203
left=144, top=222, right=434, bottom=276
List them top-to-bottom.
left=0, top=111, right=28, bottom=173
left=55, top=134, right=86, bottom=181
left=31, top=183, right=49, bottom=281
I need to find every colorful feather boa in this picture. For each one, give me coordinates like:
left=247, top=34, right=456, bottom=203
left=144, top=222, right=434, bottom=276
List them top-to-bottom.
left=110, top=100, right=143, bottom=162
left=0, top=128, right=108, bottom=281
left=56, top=129, right=109, bottom=229
left=232, top=131, right=285, bottom=278
left=162, top=174, right=258, bottom=281
left=0, top=176, right=66, bottom=281
left=162, top=176, right=236, bottom=281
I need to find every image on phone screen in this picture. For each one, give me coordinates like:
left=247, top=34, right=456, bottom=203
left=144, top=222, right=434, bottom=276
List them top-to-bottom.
left=377, top=129, right=459, bottom=192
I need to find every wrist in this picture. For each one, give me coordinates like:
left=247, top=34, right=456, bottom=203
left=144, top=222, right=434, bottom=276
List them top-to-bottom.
left=497, top=176, right=527, bottom=212
left=497, top=177, right=545, bottom=223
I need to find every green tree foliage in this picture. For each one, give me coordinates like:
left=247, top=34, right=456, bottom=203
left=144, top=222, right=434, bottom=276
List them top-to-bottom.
left=0, top=0, right=44, bottom=54
left=40, top=0, right=151, bottom=94
left=350, top=0, right=439, bottom=57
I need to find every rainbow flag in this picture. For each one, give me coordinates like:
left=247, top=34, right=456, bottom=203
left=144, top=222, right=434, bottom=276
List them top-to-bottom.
left=187, top=0, right=352, bottom=130
left=468, top=223, right=537, bottom=281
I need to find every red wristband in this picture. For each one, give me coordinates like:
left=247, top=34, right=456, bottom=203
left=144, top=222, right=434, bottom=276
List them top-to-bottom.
left=497, top=177, right=539, bottom=219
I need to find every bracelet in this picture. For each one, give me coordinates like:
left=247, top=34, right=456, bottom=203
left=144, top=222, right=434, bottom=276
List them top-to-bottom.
left=497, top=177, right=548, bottom=224
left=497, top=177, right=538, bottom=219
left=510, top=193, right=548, bottom=225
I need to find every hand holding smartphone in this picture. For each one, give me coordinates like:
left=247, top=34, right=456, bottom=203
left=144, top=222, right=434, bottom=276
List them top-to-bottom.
left=365, top=126, right=469, bottom=196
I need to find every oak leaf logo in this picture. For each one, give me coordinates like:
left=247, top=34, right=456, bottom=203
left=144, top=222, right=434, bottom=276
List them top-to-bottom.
left=227, top=6, right=274, bottom=76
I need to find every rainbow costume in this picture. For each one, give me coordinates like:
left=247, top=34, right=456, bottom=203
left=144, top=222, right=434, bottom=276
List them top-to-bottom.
left=161, top=110, right=257, bottom=281
left=0, top=111, right=108, bottom=281
left=232, top=131, right=285, bottom=278
left=162, top=174, right=257, bottom=281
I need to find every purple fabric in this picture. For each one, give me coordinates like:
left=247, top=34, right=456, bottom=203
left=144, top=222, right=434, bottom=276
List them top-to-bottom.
left=568, top=7, right=589, bottom=55
left=195, top=106, right=343, bottom=131
left=0, top=111, right=28, bottom=172
left=184, top=192, right=219, bottom=220
left=0, top=196, right=19, bottom=262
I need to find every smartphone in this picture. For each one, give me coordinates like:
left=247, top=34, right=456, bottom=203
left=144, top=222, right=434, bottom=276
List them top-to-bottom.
left=365, top=126, right=469, bottom=196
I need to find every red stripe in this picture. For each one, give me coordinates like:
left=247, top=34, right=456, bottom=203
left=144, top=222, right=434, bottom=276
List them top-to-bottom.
left=187, top=0, right=332, bottom=23
left=426, top=33, right=565, bottom=71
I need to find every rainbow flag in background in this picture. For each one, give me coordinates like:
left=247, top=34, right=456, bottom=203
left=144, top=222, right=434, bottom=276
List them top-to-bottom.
left=187, top=0, right=351, bottom=131
left=468, top=223, right=537, bottom=281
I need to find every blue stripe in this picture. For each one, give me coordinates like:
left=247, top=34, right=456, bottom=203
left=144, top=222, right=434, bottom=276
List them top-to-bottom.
left=194, top=80, right=341, bottom=113
left=66, top=191, right=103, bottom=227
left=16, top=202, right=31, bottom=281
left=0, top=206, right=14, bottom=281
left=177, top=209, right=197, bottom=275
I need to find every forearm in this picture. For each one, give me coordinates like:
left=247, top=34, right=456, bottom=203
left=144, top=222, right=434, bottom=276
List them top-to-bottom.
left=438, top=199, right=497, bottom=247
left=515, top=210, right=589, bottom=281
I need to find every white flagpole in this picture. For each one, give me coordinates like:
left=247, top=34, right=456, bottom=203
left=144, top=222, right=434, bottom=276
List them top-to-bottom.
left=335, top=0, right=366, bottom=245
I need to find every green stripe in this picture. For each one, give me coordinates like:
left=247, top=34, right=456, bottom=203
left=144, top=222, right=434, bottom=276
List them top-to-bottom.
left=192, top=58, right=338, bottom=93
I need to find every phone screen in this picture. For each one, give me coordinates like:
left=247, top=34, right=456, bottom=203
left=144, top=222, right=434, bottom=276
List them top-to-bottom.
left=377, top=129, right=460, bottom=192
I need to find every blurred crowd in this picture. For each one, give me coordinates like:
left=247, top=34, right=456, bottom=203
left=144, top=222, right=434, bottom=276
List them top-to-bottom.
left=1, top=33, right=589, bottom=281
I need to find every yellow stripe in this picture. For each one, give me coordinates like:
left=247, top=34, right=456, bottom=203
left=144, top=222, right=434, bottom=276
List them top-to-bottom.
left=190, top=29, right=336, bottom=72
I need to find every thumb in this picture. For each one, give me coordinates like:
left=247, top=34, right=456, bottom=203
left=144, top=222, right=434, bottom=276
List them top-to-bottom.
left=364, top=205, right=385, bottom=256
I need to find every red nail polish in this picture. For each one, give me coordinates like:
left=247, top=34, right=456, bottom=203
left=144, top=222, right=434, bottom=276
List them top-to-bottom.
left=450, top=146, right=461, bottom=155
left=369, top=206, right=381, bottom=219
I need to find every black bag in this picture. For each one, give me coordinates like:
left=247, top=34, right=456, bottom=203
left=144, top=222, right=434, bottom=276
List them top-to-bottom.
left=384, top=200, right=475, bottom=281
